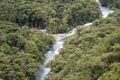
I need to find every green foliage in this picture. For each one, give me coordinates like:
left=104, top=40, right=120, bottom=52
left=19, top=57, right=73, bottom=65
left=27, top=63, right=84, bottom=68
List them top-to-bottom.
left=0, top=0, right=101, bottom=33
left=1, top=0, right=119, bottom=80
left=100, top=0, right=120, bottom=9
left=67, top=1, right=101, bottom=26
left=46, top=11, right=120, bottom=80
left=0, top=21, right=55, bottom=80
left=98, top=62, right=120, bottom=80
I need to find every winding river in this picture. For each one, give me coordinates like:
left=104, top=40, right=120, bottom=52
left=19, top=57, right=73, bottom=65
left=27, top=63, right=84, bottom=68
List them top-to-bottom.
left=36, top=0, right=114, bottom=80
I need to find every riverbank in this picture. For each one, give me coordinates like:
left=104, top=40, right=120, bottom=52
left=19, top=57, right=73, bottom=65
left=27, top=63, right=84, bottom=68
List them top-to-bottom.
left=37, top=1, right=116, bottom=80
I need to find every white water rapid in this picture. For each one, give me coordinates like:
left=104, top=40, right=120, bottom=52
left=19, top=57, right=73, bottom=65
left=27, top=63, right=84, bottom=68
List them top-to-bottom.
left=36, top=0, right=114, bottom=80
left=96, top=0, right=114, bottom=18
left=36, top=29, right=75, bottom=80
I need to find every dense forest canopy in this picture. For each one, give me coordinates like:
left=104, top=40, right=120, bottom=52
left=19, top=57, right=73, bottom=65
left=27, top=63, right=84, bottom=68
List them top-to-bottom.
left=0, top=0, right=101, bottom=33
left=0, top=0, right=102, bottom=80
left=1, top=0, right=120, bottom=80
left=100, top=0, right=120, bottom=9
left=44, top=1, right=120, bottom=80
left=46, top=11, right=120, bottom=80
left=0, top=21, right=55, bottom=80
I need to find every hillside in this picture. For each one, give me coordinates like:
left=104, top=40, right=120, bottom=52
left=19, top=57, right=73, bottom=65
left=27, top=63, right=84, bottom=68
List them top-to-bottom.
left=0, top=0, right=101, bottom=33
left=1, top=0, right=119, bottom=80
left=100, top=0, right=120, bottom=9
left=46, top=11, right=120, bottom=80
left=0, top=21, right=55, bottom=80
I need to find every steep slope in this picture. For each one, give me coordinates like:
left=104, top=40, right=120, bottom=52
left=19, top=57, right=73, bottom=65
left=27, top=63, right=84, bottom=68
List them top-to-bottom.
left=0, top=0, right=101, bottom=33
left=100, top=0, right=120, bottom=9
left=46, top=11, right=120, bottom=80
left=0, top=21, right=55, bottom=80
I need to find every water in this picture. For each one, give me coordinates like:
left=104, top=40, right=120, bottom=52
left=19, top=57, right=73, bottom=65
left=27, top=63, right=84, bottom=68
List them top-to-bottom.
left=36, top=0, right=114, bottom=80
left=96, top=0, right=114, bottom=18
left=83, top=23, right=93, bottom=27
left=36, top=29, right=75, bottom=80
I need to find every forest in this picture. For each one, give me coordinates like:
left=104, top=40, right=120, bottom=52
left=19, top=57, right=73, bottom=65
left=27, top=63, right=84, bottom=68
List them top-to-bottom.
left=0, top=0, right=120, bottom=80
left=0, top=0, right=101, bottom=33
left=0, top=0, right=101, bottom=80
left=100, top=0, right=120, bottom=9
left=46, top=6, right=120, bottom=80
left=0, top=21, right=55, bottom=80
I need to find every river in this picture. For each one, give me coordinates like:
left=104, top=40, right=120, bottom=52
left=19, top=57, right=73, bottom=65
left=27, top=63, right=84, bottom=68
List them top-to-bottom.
left=36, top=0, right=114, bottom=80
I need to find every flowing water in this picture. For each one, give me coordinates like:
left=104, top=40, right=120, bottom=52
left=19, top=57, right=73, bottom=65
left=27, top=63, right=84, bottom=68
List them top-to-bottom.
left=36, top=0, right=114, bottom=80
left=96, top=0, right=114, bottom=18
left=36, top=29, right=75, bottom=80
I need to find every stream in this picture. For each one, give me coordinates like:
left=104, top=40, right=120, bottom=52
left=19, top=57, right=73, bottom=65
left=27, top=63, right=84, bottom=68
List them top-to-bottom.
left=36, top=0, right=114, bottom=80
